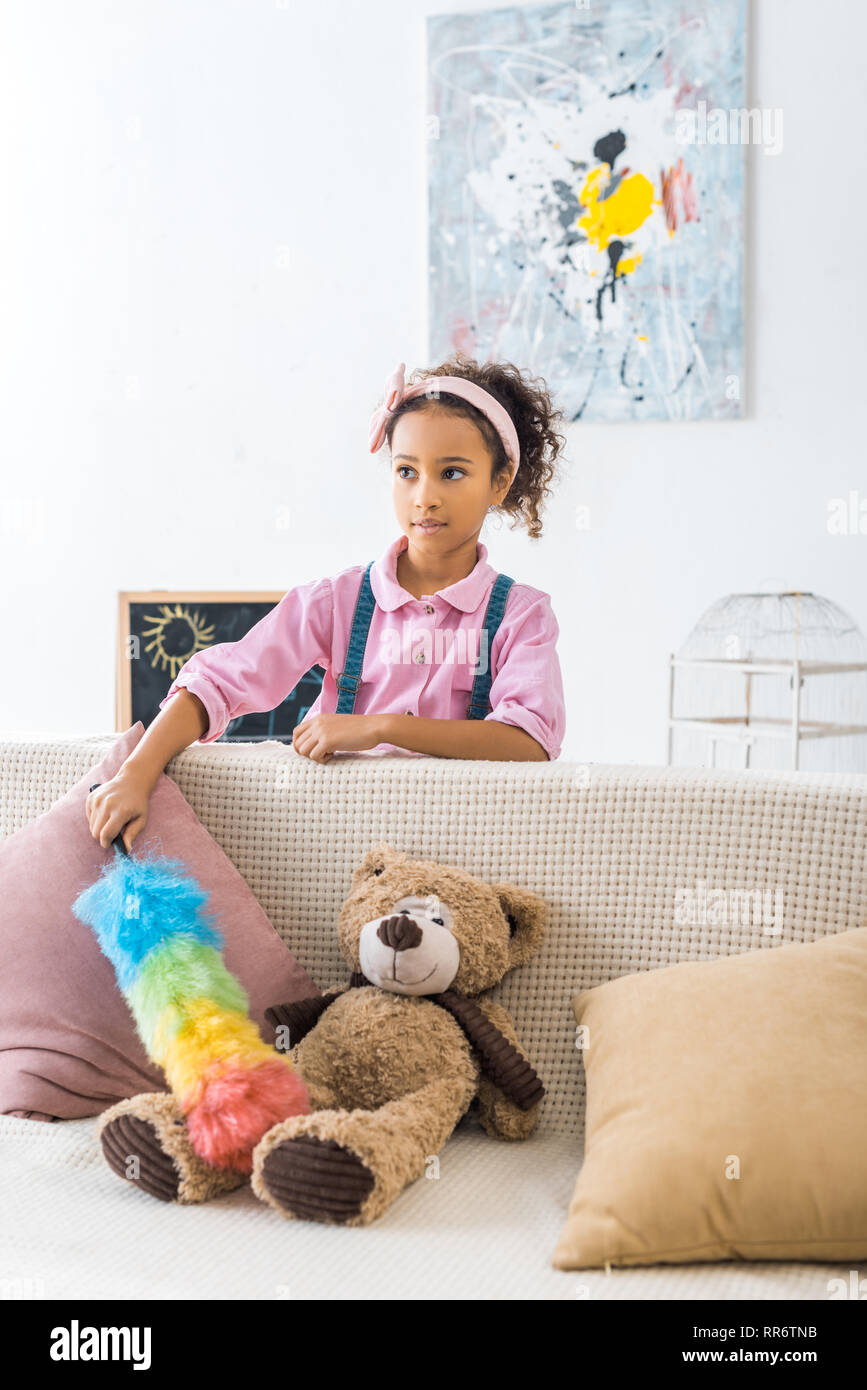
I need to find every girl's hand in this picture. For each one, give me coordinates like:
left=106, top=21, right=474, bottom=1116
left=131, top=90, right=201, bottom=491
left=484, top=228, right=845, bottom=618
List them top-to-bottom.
left=292, top=714, right=386, bottom=763
left=85, top=765, right=154, bottom=851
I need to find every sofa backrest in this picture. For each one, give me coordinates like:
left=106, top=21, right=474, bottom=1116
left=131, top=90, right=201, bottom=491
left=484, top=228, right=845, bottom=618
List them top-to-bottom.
left=2, top=735, right=865, bottom=1139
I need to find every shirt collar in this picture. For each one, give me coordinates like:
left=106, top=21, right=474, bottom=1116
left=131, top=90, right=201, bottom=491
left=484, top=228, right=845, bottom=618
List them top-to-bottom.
left=370, top=533, right=496, bottom=613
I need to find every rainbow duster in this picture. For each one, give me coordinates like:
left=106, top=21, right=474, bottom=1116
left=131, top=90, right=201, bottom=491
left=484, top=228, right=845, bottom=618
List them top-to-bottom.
left=72, top=843, right=309, bottom=1173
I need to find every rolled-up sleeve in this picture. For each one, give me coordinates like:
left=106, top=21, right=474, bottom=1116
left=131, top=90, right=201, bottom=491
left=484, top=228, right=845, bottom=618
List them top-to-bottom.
left=158, top=576, right=334, bottom=743
left=484, top=591, right=566, bottom=760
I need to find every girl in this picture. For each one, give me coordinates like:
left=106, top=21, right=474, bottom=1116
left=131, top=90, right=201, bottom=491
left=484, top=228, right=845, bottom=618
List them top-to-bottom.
left=87, top=354, right=568, bottom=852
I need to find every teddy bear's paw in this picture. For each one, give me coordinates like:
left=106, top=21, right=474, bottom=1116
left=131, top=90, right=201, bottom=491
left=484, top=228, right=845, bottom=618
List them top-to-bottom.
left=477, top=1088, right=542, bottom=1142
left=96, top=1092, right=247, bottom=1205
left=100, top=1110, right=181, bottom=1202
left=257, top=1133, right=376, bottom=1225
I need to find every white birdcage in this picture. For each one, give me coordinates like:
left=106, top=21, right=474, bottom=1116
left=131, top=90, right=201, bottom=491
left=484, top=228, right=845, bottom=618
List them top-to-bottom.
left=667, top=592, right=867, bottom=772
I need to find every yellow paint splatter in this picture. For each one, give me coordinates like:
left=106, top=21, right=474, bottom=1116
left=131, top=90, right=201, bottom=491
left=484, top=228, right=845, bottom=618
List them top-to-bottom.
left=578, top=165, right=656, bottom=262
left=615, top=254, right=642, bottom=277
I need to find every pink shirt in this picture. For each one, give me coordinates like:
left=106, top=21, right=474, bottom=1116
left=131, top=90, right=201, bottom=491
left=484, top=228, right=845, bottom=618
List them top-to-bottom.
left=159, top=533, right=566, bottom=759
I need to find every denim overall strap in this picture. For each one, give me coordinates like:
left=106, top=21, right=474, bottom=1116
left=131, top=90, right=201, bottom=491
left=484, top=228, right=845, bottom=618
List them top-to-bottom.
left=335, top=562, right=377, bottom=714
left=467, top=573, right=515, bottom=719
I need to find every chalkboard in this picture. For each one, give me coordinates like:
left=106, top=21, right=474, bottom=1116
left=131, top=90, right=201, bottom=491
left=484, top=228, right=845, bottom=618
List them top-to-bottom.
left=116, top=591, right=324, bottom=742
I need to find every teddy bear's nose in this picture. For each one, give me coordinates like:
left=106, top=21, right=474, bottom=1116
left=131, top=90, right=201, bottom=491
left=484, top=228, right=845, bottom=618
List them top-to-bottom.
left=377, top=914, right=423, bottom=952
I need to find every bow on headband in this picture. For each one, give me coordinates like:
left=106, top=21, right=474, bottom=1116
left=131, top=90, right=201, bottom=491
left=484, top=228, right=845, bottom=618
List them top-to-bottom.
left=367, top=361, right=520, bottom=487
left=367, top=362, right=409, bottom=454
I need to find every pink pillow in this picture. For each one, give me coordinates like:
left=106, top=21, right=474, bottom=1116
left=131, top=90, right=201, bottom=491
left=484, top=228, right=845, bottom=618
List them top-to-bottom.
left=0, top=723, right=320, bottom=1121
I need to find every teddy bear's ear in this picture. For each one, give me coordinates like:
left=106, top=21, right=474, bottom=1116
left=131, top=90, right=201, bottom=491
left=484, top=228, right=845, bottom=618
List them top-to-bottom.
left=351, top=842, right=399, bottom=885
left=491, top=882, right=548, bottom=969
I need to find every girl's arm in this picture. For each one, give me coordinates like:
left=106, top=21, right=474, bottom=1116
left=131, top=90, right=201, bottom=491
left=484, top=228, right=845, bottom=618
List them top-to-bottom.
left=157, top=576, right=334, bottom=744
left=122, top=687, right=210, bottom=786
left=87, top=688, right=211, bottom=848
left=377, top=713, right=549, bottom=761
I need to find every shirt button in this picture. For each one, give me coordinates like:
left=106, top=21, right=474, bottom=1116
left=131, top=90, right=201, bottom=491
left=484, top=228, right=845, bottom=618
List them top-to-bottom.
left=424, top=604, right=434, bottom=614
left=414, top=652, right=425, bottom=664
left=404, top=709, right=414, bottom=716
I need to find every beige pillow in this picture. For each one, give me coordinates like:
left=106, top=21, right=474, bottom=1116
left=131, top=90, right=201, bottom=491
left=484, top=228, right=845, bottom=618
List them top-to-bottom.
left=553, top=928, right=867, bottom=1270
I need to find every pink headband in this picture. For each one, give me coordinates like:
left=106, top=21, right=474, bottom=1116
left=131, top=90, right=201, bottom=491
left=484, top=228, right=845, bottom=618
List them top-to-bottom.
left=368, top=361, right=520, bottom=488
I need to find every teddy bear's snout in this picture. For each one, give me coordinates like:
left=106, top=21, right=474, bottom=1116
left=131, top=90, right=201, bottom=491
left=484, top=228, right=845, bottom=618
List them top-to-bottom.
left=359, top=899, right=461, bottom=995
left=377, top=914, right=423, bottom=952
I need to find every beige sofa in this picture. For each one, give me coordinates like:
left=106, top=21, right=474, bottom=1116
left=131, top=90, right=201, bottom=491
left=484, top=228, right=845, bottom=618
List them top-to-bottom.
left=1, top=733, right=865, bottom=1301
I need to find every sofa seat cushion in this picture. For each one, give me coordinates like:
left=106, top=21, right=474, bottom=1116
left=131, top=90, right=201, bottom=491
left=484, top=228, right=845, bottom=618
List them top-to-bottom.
left=0, top=1108, right=858, bottom=1300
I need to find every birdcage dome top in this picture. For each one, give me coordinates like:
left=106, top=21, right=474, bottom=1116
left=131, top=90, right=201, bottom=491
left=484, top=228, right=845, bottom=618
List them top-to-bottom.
left=677, top=592, right=867, bottom=663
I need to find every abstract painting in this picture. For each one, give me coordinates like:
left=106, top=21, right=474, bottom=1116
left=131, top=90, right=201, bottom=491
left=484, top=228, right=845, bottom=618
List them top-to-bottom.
left=427, top=0, right=746, bottom=421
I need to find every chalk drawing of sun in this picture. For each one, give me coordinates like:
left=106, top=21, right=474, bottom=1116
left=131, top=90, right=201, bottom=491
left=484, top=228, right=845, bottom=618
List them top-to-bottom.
left=141, top=604, right=216, bottom=677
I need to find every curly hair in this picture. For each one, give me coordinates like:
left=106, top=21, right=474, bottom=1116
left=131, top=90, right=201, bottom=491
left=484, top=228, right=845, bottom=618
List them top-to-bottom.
left=381, top=353, right=566, bottom=540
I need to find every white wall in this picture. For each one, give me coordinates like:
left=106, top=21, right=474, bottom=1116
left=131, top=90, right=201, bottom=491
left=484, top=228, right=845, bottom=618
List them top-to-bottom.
left=1, top=0, right=864, bottom=764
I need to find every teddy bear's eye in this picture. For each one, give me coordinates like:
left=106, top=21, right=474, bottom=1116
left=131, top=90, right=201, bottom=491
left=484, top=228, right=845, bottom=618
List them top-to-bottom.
left=373, top=866, right=384, bottom=876
left=432, top=916, right=444, bottom=925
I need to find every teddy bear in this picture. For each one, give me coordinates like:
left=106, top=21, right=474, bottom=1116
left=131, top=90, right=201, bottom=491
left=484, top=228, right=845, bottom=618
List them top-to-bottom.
left=95, top=841, right=549, bottom=1226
